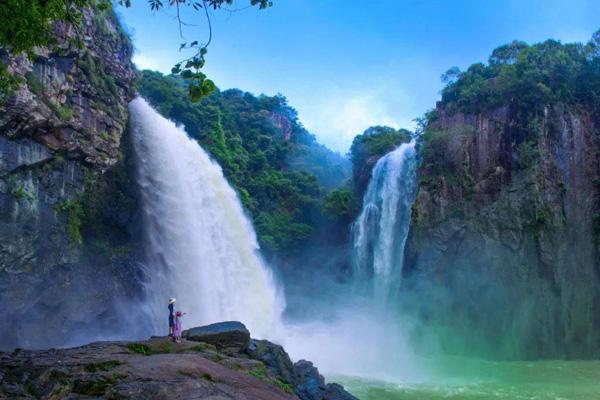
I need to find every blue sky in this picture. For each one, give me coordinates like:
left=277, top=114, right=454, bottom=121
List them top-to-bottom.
left=116, top=0, right=600, bottom=153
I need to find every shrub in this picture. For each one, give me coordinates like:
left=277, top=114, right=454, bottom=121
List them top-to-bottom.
left=54, top=199, right=84, bottom=244
left=126, top=343, right=153, bottom=356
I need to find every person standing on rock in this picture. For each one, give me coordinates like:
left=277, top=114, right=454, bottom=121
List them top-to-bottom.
left=168, top=298, right=176, bottom=336
left=173, top=310, right=186, bottom=343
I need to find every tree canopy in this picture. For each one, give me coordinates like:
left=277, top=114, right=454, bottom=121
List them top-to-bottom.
left=439, top=31, right=600, bottom=117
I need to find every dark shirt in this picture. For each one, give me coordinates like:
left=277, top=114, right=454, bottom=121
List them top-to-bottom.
left=168, top=303, right=174, bottom=327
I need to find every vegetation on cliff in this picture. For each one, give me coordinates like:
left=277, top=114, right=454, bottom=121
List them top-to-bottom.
left=0, top=0, right=112, bottom=102
left=419, top=31, right=600, bottom=194
left=439, top=31, right=600, bottom=117
left=138, top=70, right=349, bottom=256
left=349, top=126, right=412, bottom=206
left=350, top=126, right=412, bottom=175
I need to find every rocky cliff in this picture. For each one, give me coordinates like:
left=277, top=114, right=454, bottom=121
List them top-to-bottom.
left=0, top=7, right=140, bottom=350
left=403, top=103, right=600, bottom=359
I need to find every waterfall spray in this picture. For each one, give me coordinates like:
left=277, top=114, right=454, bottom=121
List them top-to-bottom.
left=129, top=97, right=283, bottom=338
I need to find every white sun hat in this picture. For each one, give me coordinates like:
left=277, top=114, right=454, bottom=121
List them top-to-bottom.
left=168, top=297, right=176, bottom=304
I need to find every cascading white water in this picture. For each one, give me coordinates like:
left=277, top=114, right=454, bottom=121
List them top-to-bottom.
left=129, top=97, right=282, bottom=338
left=352, top=140, right=418, bottom=302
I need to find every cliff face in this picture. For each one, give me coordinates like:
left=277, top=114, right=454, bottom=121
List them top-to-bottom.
left=0, top=7, right=139, bottom=350
left=403, top=103, right=600, bottom=359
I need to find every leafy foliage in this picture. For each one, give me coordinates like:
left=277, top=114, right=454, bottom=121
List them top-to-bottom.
left=0, top=0, right=93, bottom=54
left=440, top=32, right=600, bottom=118
left=138, top=70, right=348, bottom=255
left=349, top=126, right=412, bottom=172
left=323, top=187, right=357, bottom=224
left=54, top=199, right=85, bottom=244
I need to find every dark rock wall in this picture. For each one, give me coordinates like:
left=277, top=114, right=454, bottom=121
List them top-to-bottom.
left=0, top=7, right=140, bottom=350
left=403, top=104, right=600, bottom=359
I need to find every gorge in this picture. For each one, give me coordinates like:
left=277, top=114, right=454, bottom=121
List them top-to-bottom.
left=1, top=2, right=600, bottom=400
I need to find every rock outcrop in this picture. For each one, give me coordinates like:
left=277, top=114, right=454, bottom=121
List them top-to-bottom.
left=0, top=6, right=139, bottom=350
left=403, top=103, right=600, bottom=359
left=184, top=321, right=251, bottom=353
left=0, top=323, right=357, bottom=400
left=246, top=339, right=357, bottom=400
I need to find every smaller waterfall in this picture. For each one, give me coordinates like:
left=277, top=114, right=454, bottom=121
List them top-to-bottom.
left=129, top=97, right=282, bottom=338
left=352, top=140, right=417, bottom=301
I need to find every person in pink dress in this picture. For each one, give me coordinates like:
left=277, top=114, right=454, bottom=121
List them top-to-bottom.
left=173, top=310, right=186, bottom=343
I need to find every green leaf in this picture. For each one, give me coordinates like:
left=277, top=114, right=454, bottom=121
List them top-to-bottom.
left=171, top=63, right=181, bottom=74
left=181, top=70, right=194, bottom=79
left=201, top=79, right=216, bottom=96
left=188, top=83, right=202, bottom=102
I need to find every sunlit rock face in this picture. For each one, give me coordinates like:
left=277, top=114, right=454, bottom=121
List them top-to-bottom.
left=0, top=7, right=139, bottom=350
left=403, top=103, right=600, bottom=359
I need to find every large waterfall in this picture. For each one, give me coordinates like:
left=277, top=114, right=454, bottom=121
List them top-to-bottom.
left=129, top=97, right=282, bottom=338
left=352, top=140, right=418, bottom=302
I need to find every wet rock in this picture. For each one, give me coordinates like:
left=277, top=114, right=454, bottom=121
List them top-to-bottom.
left=246, top=339, right=295, bottom=383
left=292, top=360, right=325, bottom=400
left=324, top=383, right=359, bottom=400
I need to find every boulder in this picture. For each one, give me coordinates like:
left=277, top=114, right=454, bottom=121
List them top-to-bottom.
left=183, top=321, right=250, bottom=352
left=246, top=339, right=295, bottom=383
left=246, top=339, right=358, bottom=400
left=292, top=360, right=326, bottom=400
left=324, top=383, right=359, bottom=400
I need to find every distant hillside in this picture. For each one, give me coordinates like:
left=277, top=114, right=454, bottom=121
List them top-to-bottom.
left=138, top=70, right=350, bottom=257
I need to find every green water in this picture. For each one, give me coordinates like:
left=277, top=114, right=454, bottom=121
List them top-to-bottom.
left=333, top=358, right=600, bottom=400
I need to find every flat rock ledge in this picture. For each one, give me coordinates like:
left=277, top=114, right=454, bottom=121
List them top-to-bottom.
left=0, top=322, right=357, bottom=400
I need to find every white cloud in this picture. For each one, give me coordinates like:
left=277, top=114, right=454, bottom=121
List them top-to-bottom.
left=133, top=52, right=173, bottom=74
left=295, top=85, right=416, bottom=154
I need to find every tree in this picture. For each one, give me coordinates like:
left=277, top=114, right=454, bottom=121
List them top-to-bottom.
left=586, top=29, right=600, bottom=59
left=440, top=32, right=600, bottom=116
left=488, top=40, right=528, bottom=65
left=441, top=66, right=461, bottom=85
left=324, top=187, right=356, bottom=223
